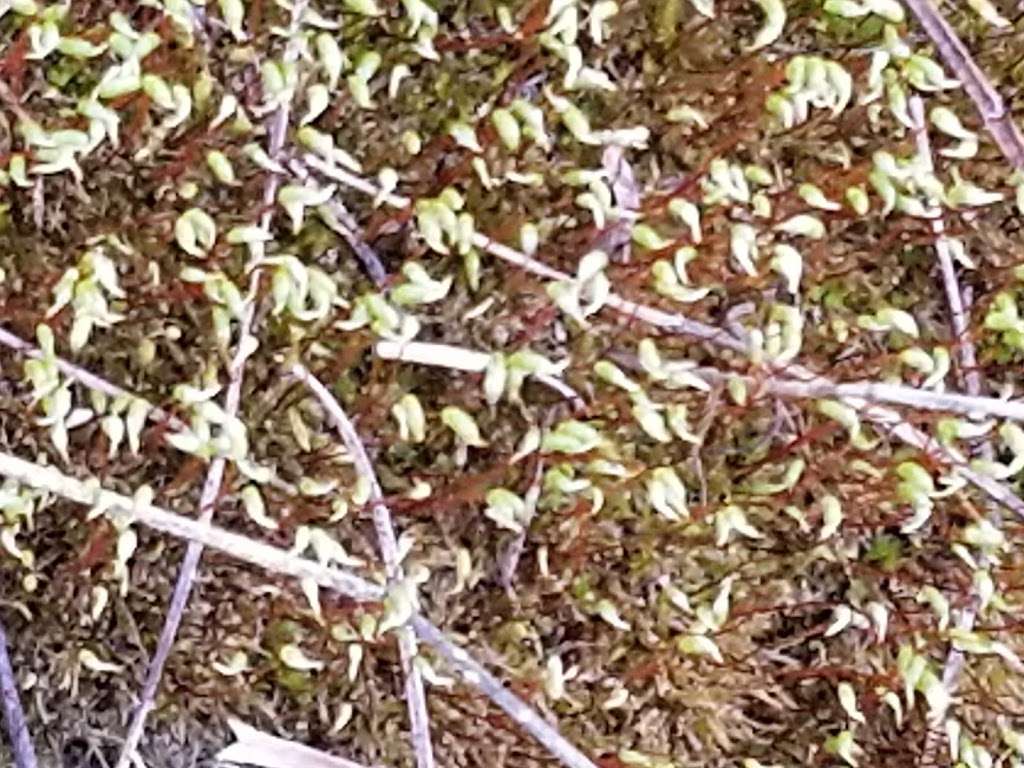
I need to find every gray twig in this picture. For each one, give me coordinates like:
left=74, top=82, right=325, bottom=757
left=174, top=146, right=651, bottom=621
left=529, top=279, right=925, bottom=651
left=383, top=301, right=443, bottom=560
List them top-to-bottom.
left=901, top=0, right=1024, bottom=169
left=113, top=6, right=308, bottom=765
left=911, top=93, right=999, bottom=762
left=909, top=96, right=982, bottom=394
left=318, top=201, right=389, bottom=288
left=0, top=326, right=179, bottom=428
left=290, top=363, right=435, bottom=768
left=497, top=460, right=544, bottom=593
left=0, top=617, right=37, bottom=768
left=411, top=618, right=598, bottom=768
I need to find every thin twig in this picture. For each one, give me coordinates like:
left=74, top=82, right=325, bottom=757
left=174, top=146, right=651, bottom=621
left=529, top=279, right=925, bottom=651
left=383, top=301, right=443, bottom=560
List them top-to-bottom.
left=901, top=0, right=1024, bottom=170
left=114, top=6, right=308, bottom=764
left=912, top=93, right=998, bottom=760
left=909, top=96, right=982, bottom=395
left=306, top=153, right=747, bottom=353
left=318, top=200, right=389, bottom=288
left=0, top=325, right=298, bottom=495
left=0, top=326, right=180, bottom=428
left=382, top=337, right=1024, bottom=516
left=376, top=339, right=1024, bottom=425
left=375, top=340, right=586, bottom=411
left=290, top=363, right=435, bottom=768
left=690, top=365, right=1024, bottom=514
left=705, top=368, right=1024, bottom=423
left=0, top=450, right=599, bottom=768
left=0, top=452, right=383, bottom=600
left=497, top=460, right=544, bottom=593
left=0, top=616, right=38, bottom=768
left=411, top=617, right=598, bottom=768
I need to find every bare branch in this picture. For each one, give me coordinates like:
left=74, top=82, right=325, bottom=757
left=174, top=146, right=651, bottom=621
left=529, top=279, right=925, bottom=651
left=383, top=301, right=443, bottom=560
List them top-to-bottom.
left=901, top=0, right=1024, bottom=169
left=114, top=6, right=308, bottom=763
left=911, top=93, right=1001, bottom=762
left=909, top=95, right=982, bottom=395
left=308, top=153, right=747, bottom=353
left=307, top=165, right=1024, bottom=515
left=317, top=200, right=389, bottom=288
left=0, top=325, right=180, bottom=428
left=377, top=339, right=1024, bottom=426
left=375, top=340, right=586, bottom=411
left=290, top=363, right=435, bottom=768
left=688, top=365, right=1024, bottom=515
left=0, top=452, right=383, bottom=600
left=0, top=617, right=37, bottom=768
left=411, top=617, right=598, bottom=768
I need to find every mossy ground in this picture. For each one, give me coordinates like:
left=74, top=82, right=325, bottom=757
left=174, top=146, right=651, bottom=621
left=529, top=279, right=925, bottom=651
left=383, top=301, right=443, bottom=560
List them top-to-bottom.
left=3, top=0, right=1024, bottom=766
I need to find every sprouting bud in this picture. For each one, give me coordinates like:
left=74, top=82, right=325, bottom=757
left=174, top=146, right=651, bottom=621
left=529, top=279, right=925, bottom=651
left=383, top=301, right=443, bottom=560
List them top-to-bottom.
left=219, top=0, right=247, bottom=40
left=345, top=0, right=383, bottom=15
left=748, top=0, right=786, bottom=50
left=824, top=0, right=870, bottom=16
left=964, top=0, right=1009, bottom=25
left=316, top=33, right=345, bottom=89
left=903, top=53, right=959, bottom=92
left=929, top=106, right=976, bottom=141
left=491, top=108, right=522, bottom=152
left=448, top=121, right=483, bottom=153
left=206, top=150, right=236, bottom=185
left=945, top=168, right=1004, bottom=208
left=798, top=183, right=840, bottom=211
left=845, top=185, right=870, bottom=215
left=667, top=198, right=701, bottom=243
left=174, top=208, right=217, bottom=257
left=776, top=213, right=826, bottom=239
left=631, top=223, right=672, bottom=250
left=729, top=223, right=758, bottom=275
left=769, top=244, right=802, bottom=293
left=859, top=306, right=919, bottom=337
left=483, top=354, right=508, bottom=405
left=594, top=360, right=640, bottom=393
left=631, top=394, right=672, bottom=443
left=817, top=399, right=861, bottom=440
left=441, top=406, right=487, bottom=447
left=541, top=420, right=603, bottom=454
left=645, top=466, right=689, bottom=520
left=484, top=488, right=527, bottom=532
left=819, top=494, right=843, bottom=539
left=715, top=505, right=763, bottom=545
left=596, top=598, right=631, bottom=630
left=677, top=634, right=723, bottom=663
left=279, top=643, right=325, bottom=672
left=837, top=682, right=866, bottom=724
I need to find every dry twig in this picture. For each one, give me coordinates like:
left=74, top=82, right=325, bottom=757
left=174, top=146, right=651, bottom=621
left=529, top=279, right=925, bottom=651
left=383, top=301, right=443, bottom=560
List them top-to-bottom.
left=901, top=0, right=1024, bottom=170
left=114, top=6, right=308, bottom=764
left=911, top=93, right=999, bottom=760
left=318, top=200, right=389, bottom=288
left=0, top=326, right=179, bottom=428
left=290, top=363, right=435, bottom=768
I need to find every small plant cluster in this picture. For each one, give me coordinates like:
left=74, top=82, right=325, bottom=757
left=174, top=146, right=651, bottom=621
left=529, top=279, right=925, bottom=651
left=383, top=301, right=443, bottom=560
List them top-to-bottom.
left=3, top=0, right=1024, bottom=766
